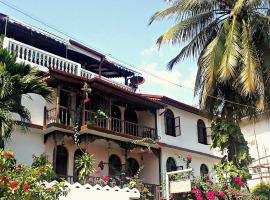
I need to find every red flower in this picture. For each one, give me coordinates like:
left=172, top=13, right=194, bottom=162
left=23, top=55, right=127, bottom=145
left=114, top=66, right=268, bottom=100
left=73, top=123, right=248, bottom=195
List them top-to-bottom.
left=84, top=98, right=91, bottom=104
left=156, top=144, right=162, bottom=149
left=148, top=149, right=154, bottom=154
left=3, top=151, right=14, bottom=158
left=186, top=155, right=192, bottom=162
left=95, top=169, right=102, bottom=174
left=103, top=175, right=109, bottom=183
left=2, top=176, right=9, bottom=182
left=233, top=176, right=244, bottom=186
left=207, top=179, right=213, bottom=184
left=10, top=181, right=18, bottom=188
left=22, top=184, right=30, bottom=190
left=222, top=185, right=228, bottom=190
left=213, top=190, right=219, bottom=195
left=219, top=192, right=226, bottom=198
left=255, top=197, right=260, bottom=200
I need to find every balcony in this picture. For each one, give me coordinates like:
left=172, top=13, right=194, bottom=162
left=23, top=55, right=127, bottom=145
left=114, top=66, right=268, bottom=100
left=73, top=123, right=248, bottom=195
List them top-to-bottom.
left=3, top=37, right=134, bottom=92
left=44, top=107, right=158, bottom=140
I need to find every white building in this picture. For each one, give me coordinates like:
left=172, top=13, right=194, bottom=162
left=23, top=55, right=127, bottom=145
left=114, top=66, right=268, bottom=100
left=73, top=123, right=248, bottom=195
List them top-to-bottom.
left=0, top=13, right=220, bottom=199
left=240, top=114, right=270, bottom=188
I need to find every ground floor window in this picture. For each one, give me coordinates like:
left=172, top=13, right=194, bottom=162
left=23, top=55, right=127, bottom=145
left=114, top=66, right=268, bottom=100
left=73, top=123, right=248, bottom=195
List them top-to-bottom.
left=54, top=145, right=68, bottom=177
left=109, top=154, right=122, bottom=176
left=126, top=157, right=139, bottom=177
left=166, top=157, right=177, bottom=172
left=200, top=164, right=209, bottom=178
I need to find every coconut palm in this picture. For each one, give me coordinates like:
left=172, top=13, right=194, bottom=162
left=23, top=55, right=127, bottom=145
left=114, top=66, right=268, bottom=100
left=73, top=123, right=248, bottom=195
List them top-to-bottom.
left=149, top=0, right=270, bottom=111
left=0, top=48, right=52, bottom=143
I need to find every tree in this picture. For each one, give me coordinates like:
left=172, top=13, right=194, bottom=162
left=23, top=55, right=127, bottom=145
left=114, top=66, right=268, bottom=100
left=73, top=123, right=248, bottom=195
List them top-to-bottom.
left=149, top=0, right=270, bottom=111
left=149, top=0, right=270, bottom=183
left=0, top=48, right=53, bottom=143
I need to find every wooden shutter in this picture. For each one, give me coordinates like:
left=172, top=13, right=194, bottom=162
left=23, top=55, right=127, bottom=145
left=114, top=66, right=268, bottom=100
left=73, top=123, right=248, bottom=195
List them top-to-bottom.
left=175, top=116, right=181, bottom=136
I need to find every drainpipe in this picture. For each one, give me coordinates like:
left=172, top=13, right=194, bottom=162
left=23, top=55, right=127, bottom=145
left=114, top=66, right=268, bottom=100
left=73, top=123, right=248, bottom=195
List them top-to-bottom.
left=4, top=16, right=8, bottom=36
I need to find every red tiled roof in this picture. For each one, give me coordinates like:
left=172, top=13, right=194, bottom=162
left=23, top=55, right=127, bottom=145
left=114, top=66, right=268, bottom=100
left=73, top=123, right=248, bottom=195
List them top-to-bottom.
left=140, top=94, right=206, bottom=116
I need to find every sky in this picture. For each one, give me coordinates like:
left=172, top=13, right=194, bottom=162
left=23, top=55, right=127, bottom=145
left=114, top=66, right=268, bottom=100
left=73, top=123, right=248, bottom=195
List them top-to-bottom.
left=0, top=0, right=198, bottom=106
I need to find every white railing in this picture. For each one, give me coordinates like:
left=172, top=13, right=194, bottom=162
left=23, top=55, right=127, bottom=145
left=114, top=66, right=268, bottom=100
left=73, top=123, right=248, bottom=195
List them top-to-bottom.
left=3, top=37, right=134, bottom=92
left=43, top=181, right=140, bottom=200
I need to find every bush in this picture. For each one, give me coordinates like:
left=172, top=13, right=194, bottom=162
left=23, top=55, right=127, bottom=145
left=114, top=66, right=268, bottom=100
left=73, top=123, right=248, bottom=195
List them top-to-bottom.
left=0, top=150, right=68, bottom=200
left=252, top=182, right=270, bottom=200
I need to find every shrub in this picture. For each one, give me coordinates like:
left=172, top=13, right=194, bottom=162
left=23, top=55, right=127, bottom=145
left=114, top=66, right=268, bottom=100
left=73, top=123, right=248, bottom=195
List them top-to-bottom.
left=0, top=150, right=68, bottom=200
left=252, top=182, right=270, bottom=200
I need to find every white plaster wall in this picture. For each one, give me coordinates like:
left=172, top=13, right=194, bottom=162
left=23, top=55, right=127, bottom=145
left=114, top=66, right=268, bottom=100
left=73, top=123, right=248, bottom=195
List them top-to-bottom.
left=21, top=93, right=47, bottom=126
left=157, top=105, right=216, bottom=155
left=240, top=116, right=270, bottom=161
left=5, top=129, right=44, bottom=166
left=44, top=137, right=159, bottom=185
left=161, top=147, right=217, bottom=182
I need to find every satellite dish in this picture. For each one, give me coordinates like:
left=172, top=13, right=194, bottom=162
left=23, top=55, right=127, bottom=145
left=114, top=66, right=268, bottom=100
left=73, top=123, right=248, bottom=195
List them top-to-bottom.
left=129, top=76, right=145, bottom=86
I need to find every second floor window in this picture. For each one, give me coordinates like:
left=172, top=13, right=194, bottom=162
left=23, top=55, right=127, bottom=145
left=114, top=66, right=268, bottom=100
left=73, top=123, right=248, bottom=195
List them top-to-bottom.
left=165, top=109, right=182, bottom=137
left=197, top=119, right=207, bottom=145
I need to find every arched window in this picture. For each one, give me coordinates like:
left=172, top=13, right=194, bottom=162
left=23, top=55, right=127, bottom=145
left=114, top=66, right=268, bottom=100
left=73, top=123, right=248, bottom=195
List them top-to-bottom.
left=111, top=105, right=121, bottom=132
left=124, top=108, right=138, bottom=136
left=165, top=109, right=175, bottom=136
left=197, top=119, right=207, bottom=144
left=53, top=145, right=68, bottom=177
left=73, top=149, right=85, bottom=182
left=109, top=155, right=122, bottom=176
left=166, top=157, right=177, bottom=172
left=126, top=158, right=139, bottom=177
left=200, top=164, right=209, bottom=178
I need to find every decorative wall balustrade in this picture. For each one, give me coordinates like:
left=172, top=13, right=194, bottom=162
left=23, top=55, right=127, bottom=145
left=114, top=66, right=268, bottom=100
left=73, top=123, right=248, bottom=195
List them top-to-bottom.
left=3, top=37, right=133, bottom=92
left=43, top=181, right=140, bottom=200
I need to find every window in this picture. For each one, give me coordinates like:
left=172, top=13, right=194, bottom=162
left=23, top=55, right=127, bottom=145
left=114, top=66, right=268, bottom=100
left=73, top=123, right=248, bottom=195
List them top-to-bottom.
left=165, top=109, right=175, bottom=136
left=197, top=119, right=207, bottom=144
left=53, top=145, right=68, bottom=177
left=73, top=149, right=85, bottom=182
left=109, top=155, right=122, bottom=176
left=166, top=157, right=177, bottom=172
left=126, top=158, right=139, bottom=177
left=200, top=164, right=209, bottom=178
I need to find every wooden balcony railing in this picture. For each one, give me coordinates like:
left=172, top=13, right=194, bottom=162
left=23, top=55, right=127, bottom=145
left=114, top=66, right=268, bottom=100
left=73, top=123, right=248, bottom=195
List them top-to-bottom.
left=45, top=106, right=72, bottom=127
left=45, top=108, right=157, bottom=140
left=84, top=110, right=157, bottom=140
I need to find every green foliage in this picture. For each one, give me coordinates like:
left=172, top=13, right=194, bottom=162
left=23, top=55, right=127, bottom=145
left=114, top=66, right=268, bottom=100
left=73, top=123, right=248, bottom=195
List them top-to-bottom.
left=150, top=0, right=270, bottom=111
left=0, top=48, right=53, bottom=140
left=0, top=150, right=67, bottom=200
left=75, top=152, right=96, bottom=183
left=252, top=182, right=270, bottom=200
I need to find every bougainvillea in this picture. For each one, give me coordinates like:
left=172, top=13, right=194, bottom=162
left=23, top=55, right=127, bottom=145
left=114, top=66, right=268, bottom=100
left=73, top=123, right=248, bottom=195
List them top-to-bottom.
left=0, top=150, right=68, bottom=200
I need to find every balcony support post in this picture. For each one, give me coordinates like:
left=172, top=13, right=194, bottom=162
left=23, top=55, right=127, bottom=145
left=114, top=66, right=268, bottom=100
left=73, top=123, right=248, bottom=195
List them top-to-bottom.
left=98, top=57, right=105, bottom=77
left=56, top=84, right=61, bottom=124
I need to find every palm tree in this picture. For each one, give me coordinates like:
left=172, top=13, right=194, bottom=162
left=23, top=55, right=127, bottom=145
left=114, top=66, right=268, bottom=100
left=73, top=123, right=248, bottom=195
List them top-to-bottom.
left=149, top=0, right=270, bottom=111
left=0, top=48, right=52, bottom=144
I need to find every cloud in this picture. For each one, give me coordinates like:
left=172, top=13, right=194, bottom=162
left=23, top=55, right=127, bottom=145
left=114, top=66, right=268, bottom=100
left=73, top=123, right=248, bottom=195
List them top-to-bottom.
left=141, top=45, right=164, bottom=58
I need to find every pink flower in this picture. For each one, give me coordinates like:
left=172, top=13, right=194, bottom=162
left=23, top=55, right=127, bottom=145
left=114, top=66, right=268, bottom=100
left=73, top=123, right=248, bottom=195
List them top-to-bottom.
left=84, top=98, right=91, bottom=104
left=156, top=144, right=162, bottom=149
left=148, top=149, right=153, bottom=154
left=186, top=155, right=192, bottom=162
left=95, top=169, right=102, bottom=174
left=103, top=175, right=109, bottom=183
left=234, top=176, right=244, bottom=186
left=207, top=179, right=213, bottom=184
left=192, top=188, right=203, bottom=200
left=213, top=190, right=219, bottom=195
left=206, top=191, right=215, bottom=200
left=219, top=192, right=226, bottom=198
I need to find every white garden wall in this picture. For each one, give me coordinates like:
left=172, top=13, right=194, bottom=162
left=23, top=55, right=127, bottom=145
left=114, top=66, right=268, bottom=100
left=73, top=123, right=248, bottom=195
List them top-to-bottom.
left=44, top=182, right=140, bottom=200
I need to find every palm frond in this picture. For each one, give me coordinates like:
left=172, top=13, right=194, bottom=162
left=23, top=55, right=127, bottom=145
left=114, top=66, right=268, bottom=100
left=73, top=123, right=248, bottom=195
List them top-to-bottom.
left=149, top=0, right=215, bottom=25
left=156, top=11, right=214, bottom=47
left=218, top=18, right=242, bottom=81
left=167, top=19, right=218, bottom=69
left=196, top=25, right=226, bottom=108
